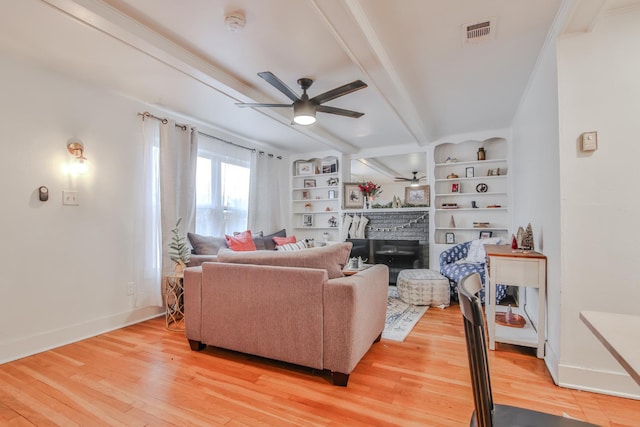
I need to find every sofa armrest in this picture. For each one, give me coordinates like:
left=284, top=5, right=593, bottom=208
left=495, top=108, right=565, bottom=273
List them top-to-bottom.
left=439, top=242, right=470, bottom=269
left=187, top=254, right=218, bottom=267
left=323, top=264, right=389, bottom=375
left=183, top=266, right=203, bottom=341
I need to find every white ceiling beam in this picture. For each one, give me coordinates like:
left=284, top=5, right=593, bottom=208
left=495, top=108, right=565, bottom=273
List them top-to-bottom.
left=39, top=0, right=358, bottom=154
left=311, top=0, right=432, bottom=145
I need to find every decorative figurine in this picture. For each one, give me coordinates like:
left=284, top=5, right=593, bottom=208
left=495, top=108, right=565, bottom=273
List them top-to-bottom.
left=471, top=200, right=478, bottom=208
left=511, top=234, right=518, bottom=250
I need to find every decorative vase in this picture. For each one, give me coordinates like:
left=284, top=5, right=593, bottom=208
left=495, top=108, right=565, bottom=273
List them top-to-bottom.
left=477, top=147, right=486, bottom=160
left=367, top=195, right=375, bottom=209
left=174, top=260, right=186, bottom=275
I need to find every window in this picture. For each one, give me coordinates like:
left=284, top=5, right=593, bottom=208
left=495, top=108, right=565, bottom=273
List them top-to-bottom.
left=195, top=136, right=251, bottom=236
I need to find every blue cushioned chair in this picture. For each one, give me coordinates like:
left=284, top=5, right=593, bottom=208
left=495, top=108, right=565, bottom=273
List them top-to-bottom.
left=439, top=241, right=507, bottom=304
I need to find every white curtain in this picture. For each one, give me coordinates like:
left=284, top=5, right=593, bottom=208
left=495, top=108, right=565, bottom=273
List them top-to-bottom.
left=133, top=119, right=162, bottom=308
left=160, top=121, right=198, bottom=276
left=195, top=135, right=251, bottom=237
left=248, top=151, right=285, bottom=234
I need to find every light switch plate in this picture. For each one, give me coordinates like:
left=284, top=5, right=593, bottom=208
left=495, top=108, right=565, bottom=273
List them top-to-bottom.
left=582, top=131, right=598, bottom=151
left=63, top=190, right=79, bottom=205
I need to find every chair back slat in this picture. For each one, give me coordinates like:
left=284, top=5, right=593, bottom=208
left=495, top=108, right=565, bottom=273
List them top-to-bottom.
left=459, top=273, right=494, bottom=427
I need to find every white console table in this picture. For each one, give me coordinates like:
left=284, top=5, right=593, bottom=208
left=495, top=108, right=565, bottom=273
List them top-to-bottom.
left=485, top=245, right=547, bottom=358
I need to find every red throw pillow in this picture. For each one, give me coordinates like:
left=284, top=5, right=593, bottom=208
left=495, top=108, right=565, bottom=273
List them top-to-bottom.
left=225, top=230, right=257, bottom=251
left=273, top=236, right=296, bottom=246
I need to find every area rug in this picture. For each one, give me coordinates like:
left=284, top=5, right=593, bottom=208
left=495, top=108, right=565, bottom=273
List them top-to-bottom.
left=382, top=286, right=429, bottom=342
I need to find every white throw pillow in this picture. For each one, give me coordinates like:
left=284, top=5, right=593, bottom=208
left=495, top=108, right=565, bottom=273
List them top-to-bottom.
left=466, top=237, right=502, bottom=263
left=276, top=241, right=308, bottom=251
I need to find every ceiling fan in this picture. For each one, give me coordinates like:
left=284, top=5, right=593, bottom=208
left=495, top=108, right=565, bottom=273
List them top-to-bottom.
left=235, top=71, right=367, bottom=125
left=395, top=171, right=426, bottom=187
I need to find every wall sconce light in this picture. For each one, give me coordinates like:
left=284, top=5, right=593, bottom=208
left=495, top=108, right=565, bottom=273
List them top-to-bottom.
left=67, top=138, right=88, bottom=175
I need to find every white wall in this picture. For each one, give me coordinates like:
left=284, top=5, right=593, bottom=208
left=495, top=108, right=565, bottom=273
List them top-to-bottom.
left=555, top=7, right=640, bottom=397
left=511, top=32, right=562, bottom=381
left=0, top=53, right=289, bottom=364
left=0, top=54, right=164, bottom=363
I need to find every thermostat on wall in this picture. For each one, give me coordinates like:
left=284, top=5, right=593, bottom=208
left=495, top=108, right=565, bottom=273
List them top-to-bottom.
left=581, top=131, right=598, bottom=152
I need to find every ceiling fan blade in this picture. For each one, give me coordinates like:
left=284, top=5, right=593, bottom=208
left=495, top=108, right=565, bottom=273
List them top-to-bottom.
left=257, top=71, right=300, bottom=102
left=310, top=80, right=367, bottom=105
left=235, top=103, right=291, bottom=108
left=316, top=105, right=364, bottom=118
left=394, top=177, right=410, bottom=181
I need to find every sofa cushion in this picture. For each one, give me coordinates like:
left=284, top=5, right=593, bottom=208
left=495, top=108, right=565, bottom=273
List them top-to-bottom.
left=255, top=228, right=287, bottom=250
left=225, top=230, right=257, bottom=251
left=188, top=233, right=228, bottom=255
left=273, top=235, right=296, bottom=246
left=466, top=237, right=502, bottom=263
left=276, top=241, right=307, bottom=251
left=217, top=242, right=352, bottom=279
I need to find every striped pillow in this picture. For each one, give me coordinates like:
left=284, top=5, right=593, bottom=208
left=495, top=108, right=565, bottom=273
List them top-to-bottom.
left=276, top=241, right=308, bottom=251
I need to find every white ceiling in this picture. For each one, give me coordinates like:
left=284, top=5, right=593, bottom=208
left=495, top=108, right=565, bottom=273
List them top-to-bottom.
left=0, top=0, right=633, bottom=160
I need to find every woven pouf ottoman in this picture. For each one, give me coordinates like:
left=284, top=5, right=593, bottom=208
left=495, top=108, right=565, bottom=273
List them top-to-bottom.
left=396, top=269, right=450, bottom=307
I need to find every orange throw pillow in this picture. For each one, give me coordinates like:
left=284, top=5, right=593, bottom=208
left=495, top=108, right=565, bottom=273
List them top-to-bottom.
left=225, top=230, right=257, bottom=251
left=273, top=236, right=296, bottom=246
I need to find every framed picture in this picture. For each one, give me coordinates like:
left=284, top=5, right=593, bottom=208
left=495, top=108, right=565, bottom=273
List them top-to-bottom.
left=297, top=161, right=314, bottom=176
left=466, top=167, right=474, bottom=178
left=487, top=168, right=500, bottom=176
left=304, top=179, right=316, bottom=188
left=451, top=182, right=461, bottom=193
left=343, top=183, right=364, bottom=209
left=404, top=185, right=430, bottom=206
left=328, top=189, right=336, bottom=199
left=302, top=190, right=310, bottom=200
left=303, top=214, right=313, bottom=227
left=479, top=231, right=493, bottom=239
left=445, top=232, right=455, bottom=244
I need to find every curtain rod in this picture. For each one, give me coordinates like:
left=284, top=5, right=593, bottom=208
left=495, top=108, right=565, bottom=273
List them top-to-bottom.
left=137, top=111, right=282, bottom=159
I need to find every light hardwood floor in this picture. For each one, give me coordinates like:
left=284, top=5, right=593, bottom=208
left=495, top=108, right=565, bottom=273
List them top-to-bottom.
left=1, top=304, right=638, bottom=426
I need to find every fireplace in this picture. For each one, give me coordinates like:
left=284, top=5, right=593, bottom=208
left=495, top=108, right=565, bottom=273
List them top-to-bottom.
left=345, top=210, right=428, bottom=284
left=348, top=239, right=422, bottom=284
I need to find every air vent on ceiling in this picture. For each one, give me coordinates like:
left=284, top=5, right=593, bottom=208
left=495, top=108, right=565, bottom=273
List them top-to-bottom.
left=462, top=17, right=497, bottom=44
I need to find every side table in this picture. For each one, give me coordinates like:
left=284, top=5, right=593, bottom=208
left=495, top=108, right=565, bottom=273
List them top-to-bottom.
left=484, top=244, right=547, bottom=358
left=164, top=274, right=184, bottom=331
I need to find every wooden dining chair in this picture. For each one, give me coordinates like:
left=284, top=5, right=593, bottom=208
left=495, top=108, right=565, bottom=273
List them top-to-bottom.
left=458, top=273, right=599, bottom=427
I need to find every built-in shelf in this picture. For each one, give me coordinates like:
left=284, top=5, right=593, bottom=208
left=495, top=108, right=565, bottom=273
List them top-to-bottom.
left=432, top=138, right=510, bottom=248
left=434, top=158, right=507, bottom=167
left=436, top=192, right=506, bottom=197
left=342, top=207, right=429, bottom=213
left=435, top=208, right=508, bottom=212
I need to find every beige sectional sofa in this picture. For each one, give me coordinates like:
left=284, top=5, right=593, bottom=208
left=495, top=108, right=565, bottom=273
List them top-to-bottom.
left=183, top=242, right=389, bottom=386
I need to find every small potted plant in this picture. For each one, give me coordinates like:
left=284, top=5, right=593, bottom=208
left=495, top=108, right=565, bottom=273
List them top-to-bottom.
left=169, top=218, right=190, bottom=275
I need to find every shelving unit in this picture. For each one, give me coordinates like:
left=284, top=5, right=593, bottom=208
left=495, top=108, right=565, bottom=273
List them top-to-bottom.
left=433, top=139, right=509, bottom=245
left=291, top=156, right=341, bottom=240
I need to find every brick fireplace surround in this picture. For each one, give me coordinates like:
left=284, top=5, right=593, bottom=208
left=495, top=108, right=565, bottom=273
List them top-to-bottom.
left=347, top=210, right=429, bottom=284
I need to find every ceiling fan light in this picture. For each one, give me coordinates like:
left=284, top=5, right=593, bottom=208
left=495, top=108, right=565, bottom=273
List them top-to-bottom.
left=293, top=101, right=316, bottom=125
left=410, top=179, right=419, bottom=187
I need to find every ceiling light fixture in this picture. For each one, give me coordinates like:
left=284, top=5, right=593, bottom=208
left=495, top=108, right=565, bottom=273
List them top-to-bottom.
left=293, top=101, right=316, bottom=125
left=67, top=138, right=88, bottom=175
left=410, top=177, right=419, bottom=187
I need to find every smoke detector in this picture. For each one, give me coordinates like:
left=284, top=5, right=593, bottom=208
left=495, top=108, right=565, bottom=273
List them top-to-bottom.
left=225, top=11, right=246, bottom=32
left=462, top=17, right=497, bottom=44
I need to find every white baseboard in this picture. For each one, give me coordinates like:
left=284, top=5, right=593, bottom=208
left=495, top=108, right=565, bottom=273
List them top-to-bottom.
left=0, top=306, right=164, bottom=365
left=558, top=363, right=640, bottom=400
